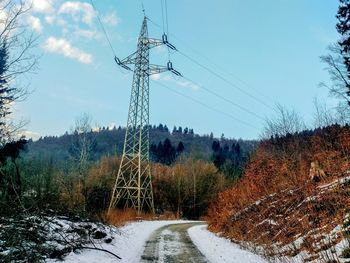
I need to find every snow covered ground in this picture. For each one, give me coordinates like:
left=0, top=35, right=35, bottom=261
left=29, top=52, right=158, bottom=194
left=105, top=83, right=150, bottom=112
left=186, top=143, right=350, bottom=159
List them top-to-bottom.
left=47, top=220, right=268, bottom=263
left=47, top=220, right=195, bottom=263
left=188, top=224, right=268, bottom=263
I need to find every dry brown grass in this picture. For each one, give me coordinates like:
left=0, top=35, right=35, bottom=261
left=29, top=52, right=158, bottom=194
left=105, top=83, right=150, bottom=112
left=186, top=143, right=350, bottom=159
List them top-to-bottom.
left=102, top=208, right=154, bottom=226
left=101, top=209, right=182, bottom=227
left=156, top=211, right=180, bottom=220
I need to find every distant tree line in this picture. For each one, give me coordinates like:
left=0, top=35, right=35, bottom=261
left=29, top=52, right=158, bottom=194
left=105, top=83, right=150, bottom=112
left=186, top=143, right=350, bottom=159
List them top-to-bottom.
left=26, top=123, right=258, bottom=168
left=150, top=138, right=185, bottom=165
left=211, top=141, right=249, bottom=180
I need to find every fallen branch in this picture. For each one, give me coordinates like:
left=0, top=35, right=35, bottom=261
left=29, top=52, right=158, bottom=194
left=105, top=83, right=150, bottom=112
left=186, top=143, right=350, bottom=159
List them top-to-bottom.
left=78, top=246, right=122, bottom=259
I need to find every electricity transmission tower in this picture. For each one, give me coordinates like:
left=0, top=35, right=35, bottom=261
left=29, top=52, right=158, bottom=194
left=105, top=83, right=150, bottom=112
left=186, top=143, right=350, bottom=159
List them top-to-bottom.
left=108, top=17, right=180, bottom=215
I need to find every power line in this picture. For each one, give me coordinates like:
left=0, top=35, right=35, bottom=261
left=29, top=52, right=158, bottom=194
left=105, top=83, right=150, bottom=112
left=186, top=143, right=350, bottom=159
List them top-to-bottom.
left=89, top=0, right=116, bottom=57
left=139, top=0, right=146, bottom=16
left=160, top=0, right=165, bottom=33
left=160, top=0, right=171, bottom=60
left=165, top=0, right=169, bottom=36
left=165, top=0, right=170, bottom=60
left=98, top=12, right=261, bottom=130
left=148, top=16, right=266, bottom=120
left=147, top=17, right=275, bottom=109
left=167, top=32, right=275, bottom=104
left=178, top=50, right=275, bottom=110
left=181, top=75, right=265, bottom=121
left=150, top=79, right=260, bottom=130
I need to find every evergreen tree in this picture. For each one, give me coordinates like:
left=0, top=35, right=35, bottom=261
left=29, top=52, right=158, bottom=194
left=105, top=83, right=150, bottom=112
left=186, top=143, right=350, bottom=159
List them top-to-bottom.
left=337, top=0, right=350, bottom=103
left=164, top=125, right=169, bottom=133
left=209, top=132, right=214, bottom=140
left=150, top=138, right=178, bottom=165
left=212, top=141, right=220, bottom=152
left=176, top=142, right=185, bottom=154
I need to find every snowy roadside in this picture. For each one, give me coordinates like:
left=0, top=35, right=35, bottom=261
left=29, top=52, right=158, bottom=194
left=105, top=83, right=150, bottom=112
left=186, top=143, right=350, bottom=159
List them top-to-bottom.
left=47, top=220, right=196, bottom=263
left=188, top=224, right=268, bottom=263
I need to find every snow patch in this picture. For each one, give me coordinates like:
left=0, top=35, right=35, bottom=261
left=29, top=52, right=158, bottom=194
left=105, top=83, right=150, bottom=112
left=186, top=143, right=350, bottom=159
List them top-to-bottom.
left=188, top=224, right=268, bottom=263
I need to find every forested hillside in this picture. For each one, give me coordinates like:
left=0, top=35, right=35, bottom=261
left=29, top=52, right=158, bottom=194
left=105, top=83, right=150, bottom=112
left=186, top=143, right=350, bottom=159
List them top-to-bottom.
left=0, top=123, right=257, bottom=225
left=25, top=124, right=257, bottom=166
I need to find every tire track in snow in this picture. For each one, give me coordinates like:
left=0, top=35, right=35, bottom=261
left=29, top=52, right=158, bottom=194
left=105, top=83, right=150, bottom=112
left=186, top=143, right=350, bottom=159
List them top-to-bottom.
left=140, top=222, right=207, bottom=263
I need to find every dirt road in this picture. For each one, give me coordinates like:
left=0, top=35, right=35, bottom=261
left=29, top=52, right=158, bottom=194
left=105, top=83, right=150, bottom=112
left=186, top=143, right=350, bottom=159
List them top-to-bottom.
left=140, top=222, right=208, bottom=263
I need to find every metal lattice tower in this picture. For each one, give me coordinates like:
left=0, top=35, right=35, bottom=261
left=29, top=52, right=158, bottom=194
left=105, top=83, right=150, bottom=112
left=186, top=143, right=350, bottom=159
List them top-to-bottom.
left=108, top=17, right=180, bottom=215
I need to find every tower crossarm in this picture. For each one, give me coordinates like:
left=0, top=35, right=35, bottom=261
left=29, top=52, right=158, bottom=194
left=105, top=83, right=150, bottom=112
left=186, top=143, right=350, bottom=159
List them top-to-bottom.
left=140, top=33, right=177, bottom=50
left=140, top=37, right=164, bottom=49
left=114, top=51, right=138, bottom=70
left=119, top=51, right=137, bottom=64
left=148, top=61, right=181, bottom=76
left=148, top=64, right=168, bottom=75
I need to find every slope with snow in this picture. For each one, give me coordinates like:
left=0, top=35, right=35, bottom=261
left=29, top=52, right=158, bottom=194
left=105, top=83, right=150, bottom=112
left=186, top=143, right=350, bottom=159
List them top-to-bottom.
left=188, top=224, right=268, bottom=263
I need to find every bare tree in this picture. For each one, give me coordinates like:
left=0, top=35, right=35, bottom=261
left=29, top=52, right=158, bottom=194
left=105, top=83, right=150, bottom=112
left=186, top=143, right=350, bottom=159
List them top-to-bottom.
left=0, top=0, right=38, bottom=146
left=320, top=44, right=350, bottom=105
left=313, top=98, right=350, bottom=128
left=313, top=98, right=337, bottom=128
left=335, top=102, right=350, bottom=125
left=261, top=104, right=306, bottom=139
left=70, top=113, right=95, bottom=175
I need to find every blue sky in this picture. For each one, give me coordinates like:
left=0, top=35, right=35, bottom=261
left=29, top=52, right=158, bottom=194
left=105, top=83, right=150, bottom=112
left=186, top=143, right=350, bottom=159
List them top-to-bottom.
left=15, top=0, right=339, bottom=140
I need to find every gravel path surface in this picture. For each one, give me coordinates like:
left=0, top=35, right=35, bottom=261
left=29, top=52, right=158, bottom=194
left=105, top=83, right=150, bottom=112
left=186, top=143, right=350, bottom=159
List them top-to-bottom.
left=140, top=222, right=207, bottom=263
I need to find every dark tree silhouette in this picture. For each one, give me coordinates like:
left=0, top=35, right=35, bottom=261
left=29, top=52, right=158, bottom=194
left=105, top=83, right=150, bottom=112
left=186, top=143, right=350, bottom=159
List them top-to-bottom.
left=336, top=0, right=350, bottom=104
left=150, top=138, right=184, bottom=165
left=211, top=140, right=248, bottom=179
left=212, top=141, right=220, bottom=152
left=176, top=142, right=185, bottom=154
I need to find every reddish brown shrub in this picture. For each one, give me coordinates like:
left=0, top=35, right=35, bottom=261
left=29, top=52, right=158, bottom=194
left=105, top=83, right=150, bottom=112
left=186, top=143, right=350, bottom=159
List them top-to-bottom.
left=207, top=125, right=350, bottom=259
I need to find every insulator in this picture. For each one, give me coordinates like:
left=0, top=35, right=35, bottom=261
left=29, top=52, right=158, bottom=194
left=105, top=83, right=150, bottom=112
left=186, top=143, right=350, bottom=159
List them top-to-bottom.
left=167, top=61, right=173, bottom=71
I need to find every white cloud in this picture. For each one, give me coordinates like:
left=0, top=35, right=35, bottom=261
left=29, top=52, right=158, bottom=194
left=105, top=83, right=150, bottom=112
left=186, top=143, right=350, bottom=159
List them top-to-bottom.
left=30, top=0, right=54, bottom=14
left=58, top=1, right=96, bottom=25
left=0, top=9, right=8, bottom=32
left=102, top=12, right=119, bottom=26
left=27, top=15, right=43, bottom=33
left=45, top=15, right=55, bottom=24
left=56, top=18, right=68, bottom=27
left=74, top=29, right=101, bottom=40
left=42, top=37, right=93, bottom=64
left=150, top=74, right=161, bottom=81
left=152, top=74, right=200, bottom=91
left=162, top=75, right=172, bottom=81
left=177, top=80, right=200, bottom=91
left=108, top=122, right=117, bottom=130
left=21, top=130, right=41, bottom=141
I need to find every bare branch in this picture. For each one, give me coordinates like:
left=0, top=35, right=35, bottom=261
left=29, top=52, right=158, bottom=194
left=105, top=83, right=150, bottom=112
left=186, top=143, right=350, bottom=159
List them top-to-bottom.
left=0, top=0, right=38, bottom=144
left=320, top=44, right=350, bottom=105
left=261, top=104, right=306, bottom=139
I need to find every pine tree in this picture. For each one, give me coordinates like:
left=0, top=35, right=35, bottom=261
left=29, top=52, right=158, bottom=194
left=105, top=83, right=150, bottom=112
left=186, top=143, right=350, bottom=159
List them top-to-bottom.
left=336, top=0, right=350, bottom=102
left=176, top=141, right=185, bottom=154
